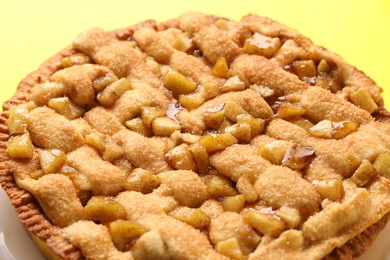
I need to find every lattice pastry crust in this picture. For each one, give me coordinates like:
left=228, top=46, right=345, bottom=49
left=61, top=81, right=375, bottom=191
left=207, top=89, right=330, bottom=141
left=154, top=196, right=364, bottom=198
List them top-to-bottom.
left=1, top=12, right=389, bottom=260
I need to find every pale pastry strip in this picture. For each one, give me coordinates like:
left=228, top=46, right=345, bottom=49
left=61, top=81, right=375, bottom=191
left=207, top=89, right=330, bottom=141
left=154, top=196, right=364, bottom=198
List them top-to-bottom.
left=177, top=12, right=216, bottom=36
left=239, top=14, right=383, bottom=103
left=193, top=25, right=241, bottom=64
left=132, top=27, right=174, bottom=64
left=133, top=27, right=225, bottom=89
left=74, top=28, right=160, bottom=87
left=170, top=51, right=225, bottom=88
left=230, top=54, right=308, bottom=96
left=51, top=64, right=112, bottom=106
left=300, top=87, right=372, bottom=125
left=109, top=89, right=169, bottom=124
left=84, top=106, right=126, bottom=135
left=28, top=107, right=84, bottom=153
left=266, top=118, right=390, bottom=178
left=266, top=119, right=361, bottom=178
left=343, top=122, right=390, bottom=161
left=113, top=129, right=171, bottom=173
left=250, top=134, right=344, bottom=184
left=210, top=144, right=271, bottom=182
left=211, top=144, right=321, bottom=219
left=67, top=146, right=125, bottom=196
left=255, top=165, right=321, bottom=219
left=156, top=170, right=208, bottom=208
left=17, top=174, right=83, bottom=228
left=249, top=178, right=390, bottom=260
left=303, top=188, right=370, bottom=241
left=115, top=191, right=227, bottom=259
left=115, top=191, right=177, bottom=220
left=209, top=211, right=260, bottom=255
left=137, top=214, right=227, bottom=259
left=62, top=221, right=133, bottom=260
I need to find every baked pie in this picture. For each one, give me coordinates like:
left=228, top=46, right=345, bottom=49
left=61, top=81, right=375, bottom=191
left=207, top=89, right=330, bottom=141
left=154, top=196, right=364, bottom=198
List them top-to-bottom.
left=0, top=12, right=389, bottom=260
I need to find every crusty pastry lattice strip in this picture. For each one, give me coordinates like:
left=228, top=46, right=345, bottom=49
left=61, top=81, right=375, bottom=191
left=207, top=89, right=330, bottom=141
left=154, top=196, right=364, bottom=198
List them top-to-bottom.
left=2, top=12, right=390, bottom=260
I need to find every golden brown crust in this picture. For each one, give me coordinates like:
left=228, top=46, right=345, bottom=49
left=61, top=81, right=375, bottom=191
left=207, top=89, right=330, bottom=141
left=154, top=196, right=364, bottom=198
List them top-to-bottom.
left=1, top=13, right=389, bottom=260
left=0, top=20, right=158, bottom=260
left=0, top=46, right=84, bottom=260
left=325, top=213, right=390, bottom=260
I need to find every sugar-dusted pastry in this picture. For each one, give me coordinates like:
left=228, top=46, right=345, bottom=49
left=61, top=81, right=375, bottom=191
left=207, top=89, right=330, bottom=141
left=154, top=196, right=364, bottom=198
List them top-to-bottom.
left=1, top=12, right=389, bottom=259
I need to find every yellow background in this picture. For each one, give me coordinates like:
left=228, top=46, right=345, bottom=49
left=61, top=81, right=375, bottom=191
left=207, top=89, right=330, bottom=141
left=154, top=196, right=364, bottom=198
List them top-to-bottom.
left=1, top=0, right=389, bottom=110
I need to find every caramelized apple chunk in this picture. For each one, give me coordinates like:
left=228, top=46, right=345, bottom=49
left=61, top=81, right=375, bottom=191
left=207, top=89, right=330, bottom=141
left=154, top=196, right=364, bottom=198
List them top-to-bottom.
left=160, top=28, right=193, bottom=52
left=244, top=32, right=281, bottom=58
left=172, top=33, right=193, bottom=52
left=271, top=39, right=303, bottom=67
left=61, top=53, right=92, bottom=68
left=212, top=57, right=229, bottom=78
left=317, top=59, right=331, bottom=73
left=292, top=60, right=316, bottom=82
left=162, top=69, right=197, bottom=96
left=92, top=71, right=118, bottom=91
left=221, top=76, right=246, bottom=93
left=97, top=78, right=132, bottom=107
left=31, top=82, right=66, bottom=106
left=250, top=84, right=275, bottom=98
left=349, top=88, right=378, bottom=114
left=178, top=91, right=206, bottom=110
left=48, top=97, right=85, bottom=120
left=223, top=100, right=249, bottom=122
left=275, top=103, right=306, bottom=119
left=140, top=106, right=165, bottom=127
left=8, top=107, right=30, bottom=135
left=204, top=110, right=225, bottom=129
left=237, top=114, right=265, bottom=138
left=152, top=116, right=181, bottom=137
left=124, top=117, right=152, bottom=137
left=217, top=118, right=234, bottom=133
left=309, top=120, right=357, bottom=139
left=224, top=122, right=252, bottom=143
left=85, top=130, right=106, bottom=152
left=7, top=133, right=34, bottom=159
left=198, top=133, right=238, bottom=153
left=102, top=135, right=124, bottom=162
left=258, top=140, right=292, bottom=165
left=189, top=142, right=210, bottom=174
left=165, top=144, right=197, bottom=171
left=281, top=146, right=315, bottom=170
left=39, top=149, right=66, bottom=174
left=373, top=152, right=390, bottom=179
left=351, top=159, right=376, bottom=186
left=124, top=168, right=161, bottom=193
left=204, top=175, right=237, bottom=197
left=236, top=176, right=258, bottom=203
left=312, top=178, right=344, bottom=201
left=221, top=194, right=245, bottom=212
left=84, top=196, right=127, bottom=223
left=275, top=206, right=301, bottom=229
left=168, top=207, right=210, bottom=229
left=245, top=211, right=286, bottom=237
left=109, top=220, right=148, bottom=251
left=131, top=230, right=169, bottom=260
left=216, top=237, right=245, bottom=260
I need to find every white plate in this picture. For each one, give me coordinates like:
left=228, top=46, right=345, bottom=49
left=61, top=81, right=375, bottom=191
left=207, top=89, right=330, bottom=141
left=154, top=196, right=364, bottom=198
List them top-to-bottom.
left=0, top=187, right=389, bottom=259
left=0, top=188, right=42, bottom=260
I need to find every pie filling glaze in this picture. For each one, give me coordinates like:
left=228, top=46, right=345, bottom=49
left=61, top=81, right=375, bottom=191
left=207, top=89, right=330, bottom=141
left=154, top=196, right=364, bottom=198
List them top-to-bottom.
left=1, top=12, right=390, bottom=260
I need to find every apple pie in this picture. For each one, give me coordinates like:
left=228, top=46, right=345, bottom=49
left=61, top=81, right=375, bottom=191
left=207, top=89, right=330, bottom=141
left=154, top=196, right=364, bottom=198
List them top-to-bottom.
left=0, top=12, right=389, bottom=259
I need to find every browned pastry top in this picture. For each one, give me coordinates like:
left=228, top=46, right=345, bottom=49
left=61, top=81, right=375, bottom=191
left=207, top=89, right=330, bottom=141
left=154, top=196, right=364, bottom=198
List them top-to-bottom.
left=1, top=12, right=389, bottom=260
